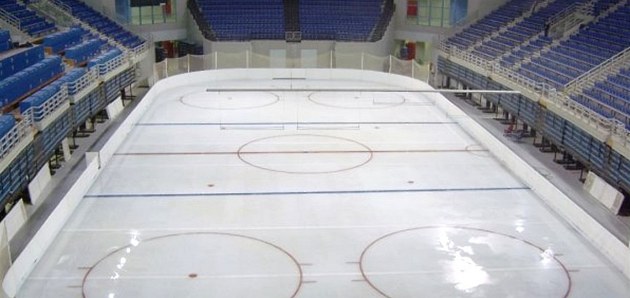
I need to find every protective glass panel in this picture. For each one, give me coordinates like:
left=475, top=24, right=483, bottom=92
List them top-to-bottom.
left=216, top=52, right=248, bottom=69
left=363, top=53, right=388, bottom=72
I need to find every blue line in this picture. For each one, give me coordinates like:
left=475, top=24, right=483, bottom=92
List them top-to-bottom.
left=135, top=121, right=458, bottom=126
left=84, top=186, right=530, bottom=198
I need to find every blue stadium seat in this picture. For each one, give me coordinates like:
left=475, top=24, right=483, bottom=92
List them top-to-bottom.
left=0, top=0, right=56, bottom=36
left=51, top=0, right=145, bottom=49
left=445, top=0, right=537, bottom=49
left=42, top=27, right=86, bottom=53
left=0, top=56, right=64, bottom=110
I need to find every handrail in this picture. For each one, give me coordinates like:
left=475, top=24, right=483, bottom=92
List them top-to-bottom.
left=46, top=0, right=148, bottom=58
left=50, top=0, right=73, bottom=15
left=577, top=0, right=595, bottom=16
left=548, top=3, right=580, bottom=27
left=0, top=8, right=22, bottom=30
left=495, top=32, right=545, bottom=63
left=442, top=41, right=621, bottom=140
left=451, top=46, right=491, bottom=70
left=565, top=46, right=630, bottom=92
left=98, top=53, right=128, bottom=75
left=493, top=62, right=548, bottom=93
left=67, top=68, right=98, bottom=96
left=25, top=85, right=69, bottom=122
left=548, top=92, right=613, bottom=130
left=0, top=115, right=32, bottom=162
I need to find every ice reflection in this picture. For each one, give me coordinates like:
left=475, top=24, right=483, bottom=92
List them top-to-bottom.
left=515, top=219, right=525, bottom=233
left=437, top=229, right=491, bottom=293
left=129, top=230, right=141, bottom=247
left=540, top=248, right=555, bottom=265
left=116, top=257, right=127, bottom=270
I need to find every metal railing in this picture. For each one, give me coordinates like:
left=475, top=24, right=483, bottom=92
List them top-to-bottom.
left=46, top=0, right=148, bottom=59
left=577, top=0, right=595, bottom=16
left=549, top=3, right=581, bottom=26
left=0, top=8, right=21, bottom=29
left=495, top=32, right=545, bottom=64
left=440, top=45, right=626, bottom=142
left=451, top=46, right=491, bottom=70
left=565, top=46, right=630, bottom=93
left=98, top=54, right=129, bottom=76
left=492, top=61, right=550, bottom=94
left=67, top=68, right=98, bottom=96
left=23, top=86, right=69, bottom=123
left=548, top=91, right=615, bottom=131
left=0, top=115, right=32, bottom=162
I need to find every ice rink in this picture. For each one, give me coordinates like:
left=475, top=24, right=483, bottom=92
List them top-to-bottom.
left=17, top=76, right=630, bottom=297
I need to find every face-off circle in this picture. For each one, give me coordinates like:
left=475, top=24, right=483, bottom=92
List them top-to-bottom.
left=180, top=91, right=280, bottom=110
left=308, top=92, right=407, bottom=109
left=237, top=134, right=374, bottom=174
left=360, top=226, right=571, bottom=298
left=82, top=232, right=303, bottom=298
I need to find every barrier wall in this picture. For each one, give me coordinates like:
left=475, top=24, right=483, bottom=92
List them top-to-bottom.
left=1, top=68, right=155, bottom=297
left=2, top=69, right=629, bottom=297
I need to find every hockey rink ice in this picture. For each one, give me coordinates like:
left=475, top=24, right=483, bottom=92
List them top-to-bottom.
left=17, top=74, right=630, bottom=297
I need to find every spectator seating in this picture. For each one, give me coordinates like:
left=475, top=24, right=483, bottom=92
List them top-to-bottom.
left=0, top=0, right=56, bottom=36
left=51, top=0, right=144, bottom=49
left=190, top=0, right=393, bottom=41
left=197, top=0, right=285, bottom=40
left=300, top=0, right=382, bottom=41
left=445, top=0, right=536, bottom=50
left=473, top=0, right=588, bottom=61
left=592, top=0, right=620, bottom=15
left=517, top=2, right=630, bottom=89
left=0, top=3, right=140, bottom=215
left=42, top=27, right=85, bottom=54
left=499, top=36, right=552, bottom=68
left=64, top=38, right=104, bottom=64
left=0, top=45, right=45, bottom=80
left=88, top=48, right=124, bottom=76
left=0, top=56, right=63, bottom=109
left=19, top=67, right=88, bottom=123
left=60, top=67, right=87, bottom=95
left=570, top=68, right=630, bottom=127
left=19, top=80, right=64, bottom=122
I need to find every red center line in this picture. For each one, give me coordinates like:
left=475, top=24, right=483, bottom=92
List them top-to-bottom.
left=114, top=148, right=489, bottom=156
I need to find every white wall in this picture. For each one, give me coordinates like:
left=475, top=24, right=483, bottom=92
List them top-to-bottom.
left=82, top=0, right=190, bottom=42
left=393, top=0, right=508, bottom=43
left=186, top=9, right=205, bottom=46
left=26, top=165, right=51, bottom=206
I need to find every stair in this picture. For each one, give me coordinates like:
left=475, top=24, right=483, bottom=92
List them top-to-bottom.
left=28, top=0, right=74, bottom=27
left=187, top=0, right=216, bottom=41
left=283, top=0, right=300, bottom=42
left=283, top=0, right=300, bottom=32
left=369, top=0, right=394, bottom=42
